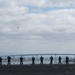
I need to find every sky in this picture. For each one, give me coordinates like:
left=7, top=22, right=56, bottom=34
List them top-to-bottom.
left=0, top=0, right=75, bottom=55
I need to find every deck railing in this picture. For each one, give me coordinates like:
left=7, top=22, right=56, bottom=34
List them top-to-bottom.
left=0, top=54, right=75, bottom=65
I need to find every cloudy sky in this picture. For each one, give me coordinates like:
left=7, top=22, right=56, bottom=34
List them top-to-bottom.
left=0, top=0, right=75, bottom=55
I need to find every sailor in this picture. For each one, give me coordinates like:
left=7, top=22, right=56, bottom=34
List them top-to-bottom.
left=7, top=56, right=11, bottom=65
left=20, top=56, right=23, bottom=65
left=40, top=56, right=43, bottom=64
left=50, top=56, right=53, bottom=64
left=58, top=56, right=62, bottom=64
left=66, top=56, right=69, bottom=64
left=0, top=57, right=2, bottom=65
left=32, top=57, right=35, bottom=64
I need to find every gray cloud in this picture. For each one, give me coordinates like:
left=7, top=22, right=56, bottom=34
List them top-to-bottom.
left=0, top=0, right=75, bottom=54
left=16, top=0, right=75, bottom=7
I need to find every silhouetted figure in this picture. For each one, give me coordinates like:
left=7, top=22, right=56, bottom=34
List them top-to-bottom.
left=7, top=56, right=11, bottom=65
left=20, top=56, right=23, bottom=65
left=40, top=56, right=43, bottom=64
left=50, top=56, right=53, bottom=64
left=58, top=56, right=62, bottom=64
left=66, top=56, right=69, bottom=64
left=0, top=57, right=2, bottom=65
left=32, top=57, right=35, bottom=64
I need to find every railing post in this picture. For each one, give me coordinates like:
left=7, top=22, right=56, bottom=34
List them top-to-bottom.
left=54, top=54, right=57, bottom=64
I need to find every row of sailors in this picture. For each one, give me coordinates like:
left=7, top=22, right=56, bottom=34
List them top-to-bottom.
left=0, top=56, right=69, bottom=65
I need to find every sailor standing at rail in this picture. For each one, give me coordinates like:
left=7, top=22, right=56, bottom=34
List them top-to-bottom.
left=7, top=56, right=11, bottom=65
left=20, top=56, right=23, bottom=65
left=40, top=56, right=43, bottom=64
left=50, top=56, right=53, bottom=64
left=58, top=56, right=62, bottom=64
left=66, top=56, right=69, bottom=64
left=0, top=57, right=2, bottom=65
left=32, top=57, right=35, bottom=65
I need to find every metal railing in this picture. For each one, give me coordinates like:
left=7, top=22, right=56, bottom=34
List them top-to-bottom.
left=0, top=53, right=75, bottom=65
